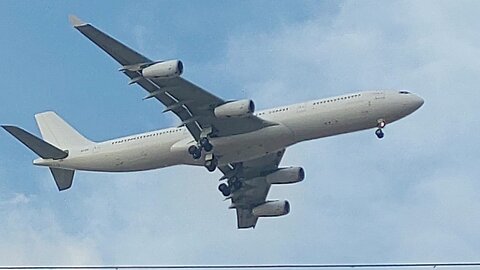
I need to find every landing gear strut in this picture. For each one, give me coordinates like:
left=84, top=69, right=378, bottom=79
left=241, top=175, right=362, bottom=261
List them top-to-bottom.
left=376, top=120, right=386, bottom=139
left=204, top=153, right=218, bottom=172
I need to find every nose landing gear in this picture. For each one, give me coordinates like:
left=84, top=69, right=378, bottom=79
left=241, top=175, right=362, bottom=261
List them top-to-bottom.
left=375, top=120, right=386, bottom=139
left=375, top=128, right=384, bottom=139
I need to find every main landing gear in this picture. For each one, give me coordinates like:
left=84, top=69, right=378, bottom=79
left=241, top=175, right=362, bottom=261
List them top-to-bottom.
left=375, top=120, right=386, bottom=139
left=187, top=137, right=217, bottom=172
left=199, top=137, right=213, bottom=152
left=188, top=145, right=202, bottom=159
left=204, top=153, right=218, bottom=172
left=218, top=177, right=243, bottom=197
left=218, top=183, right=230, bottom=196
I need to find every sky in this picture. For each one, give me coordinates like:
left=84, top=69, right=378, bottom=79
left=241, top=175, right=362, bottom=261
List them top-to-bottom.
left=1, top=0, right=480, bottom=267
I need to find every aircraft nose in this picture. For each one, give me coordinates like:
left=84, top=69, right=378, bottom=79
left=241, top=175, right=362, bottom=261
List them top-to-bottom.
left=398, top=92, right=424, bottom=115
left=403, top=94, right=424, bottom=115
left=412, top=94, right=424, bottom=110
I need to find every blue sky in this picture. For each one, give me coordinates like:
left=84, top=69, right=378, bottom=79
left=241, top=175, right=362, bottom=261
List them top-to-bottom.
left=1, top=0, right=480, bottom=266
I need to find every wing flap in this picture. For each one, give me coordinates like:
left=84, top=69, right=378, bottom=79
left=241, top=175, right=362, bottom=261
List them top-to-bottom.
left=236, top=208, right=258, bottom=229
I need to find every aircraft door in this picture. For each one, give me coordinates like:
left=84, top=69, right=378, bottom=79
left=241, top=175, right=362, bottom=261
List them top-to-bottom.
left=374, top=91, right=385, bottom=100
left=297, top=103, right=307, bottom=113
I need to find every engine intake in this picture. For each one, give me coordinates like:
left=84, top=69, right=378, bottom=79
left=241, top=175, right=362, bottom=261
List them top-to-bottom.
left=142, top=60, right=183, bottom=79
left=214, top=99, right=255, bottom=118
left=266, top=167, right=305, bottom=185
left=252, top=200, right=290, bottom=217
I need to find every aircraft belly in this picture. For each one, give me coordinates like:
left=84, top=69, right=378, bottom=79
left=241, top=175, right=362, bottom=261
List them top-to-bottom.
left=212, top=124, right=295, bottom=164
left=58, top=140, right=180, bottom=172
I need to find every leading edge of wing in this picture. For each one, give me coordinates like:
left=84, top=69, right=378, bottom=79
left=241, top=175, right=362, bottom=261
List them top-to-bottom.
left=69, top=15, right=151, bottom=66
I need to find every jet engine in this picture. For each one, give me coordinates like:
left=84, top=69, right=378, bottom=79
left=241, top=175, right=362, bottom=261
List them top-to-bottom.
left=142, top=60, right=183, bottom=79
left=214, top=99, right=255, bottom=118
left=266, top=167, right=305, bottom=185
left=252, top=200, right=290, bottom=217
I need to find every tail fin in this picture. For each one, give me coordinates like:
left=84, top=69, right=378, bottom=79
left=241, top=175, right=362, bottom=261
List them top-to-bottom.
left=3, top=111, right=85, bottom=192
left=35, top=111, right=92, bottom=149
left=2, top=125, right=74, bottom=191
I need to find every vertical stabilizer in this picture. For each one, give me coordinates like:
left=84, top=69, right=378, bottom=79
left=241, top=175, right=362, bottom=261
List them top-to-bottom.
left=35, top=111, right=93, bottom=149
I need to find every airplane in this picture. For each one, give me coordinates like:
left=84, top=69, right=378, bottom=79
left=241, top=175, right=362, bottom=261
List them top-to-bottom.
left=2, top=15, right=424, bottom=229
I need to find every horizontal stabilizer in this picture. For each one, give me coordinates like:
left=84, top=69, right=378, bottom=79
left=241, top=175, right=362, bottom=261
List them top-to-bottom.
left=2, top=125, right=68, bottom=159
left=49, top=168, right=75, bottom=191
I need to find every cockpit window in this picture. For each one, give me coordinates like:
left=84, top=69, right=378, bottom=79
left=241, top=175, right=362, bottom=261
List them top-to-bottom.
left=399, top=91, right=411, bottom=94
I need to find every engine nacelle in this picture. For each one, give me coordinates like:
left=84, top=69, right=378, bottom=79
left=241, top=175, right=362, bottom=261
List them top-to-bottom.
left=142, top=60, right=183, bottom=79
left=214, top=99, right=255, bottom=118
left=266, top=167, right=305, bottom=185
left=252, top=200, right=290, bottom=217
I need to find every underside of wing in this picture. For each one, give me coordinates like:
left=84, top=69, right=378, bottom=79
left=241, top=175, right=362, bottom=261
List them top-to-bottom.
left=70, top=15, right=274, bottom=141
left=219, top=150, right=287, bottom=229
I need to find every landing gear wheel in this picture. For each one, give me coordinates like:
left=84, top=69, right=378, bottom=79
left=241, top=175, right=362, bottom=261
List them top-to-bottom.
left=375, top=128, right=384, bottom=139
left=199, top=137, right=213, bottom=152
left=203, top=142, right=213, bottom=152
left=188, top=145, right=199, bottom=155
left=188, top=145, right=202, bottom=159
left=192, top=150, right=202, bottom=159
left=205, top=159, right=217, bottom=172
left=218, top=183, right=231, bottom=196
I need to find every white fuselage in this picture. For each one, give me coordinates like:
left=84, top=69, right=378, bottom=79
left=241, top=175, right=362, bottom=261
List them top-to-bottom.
left=35, top=90, right=424, bottom=172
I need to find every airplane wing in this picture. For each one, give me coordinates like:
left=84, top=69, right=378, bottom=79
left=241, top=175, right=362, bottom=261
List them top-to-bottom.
left=69, top=15, right=272, bottom=140
left=219, top=149, right=285, bottom=229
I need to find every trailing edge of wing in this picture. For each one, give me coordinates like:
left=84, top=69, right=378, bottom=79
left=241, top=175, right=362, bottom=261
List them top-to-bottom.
left=2, top=125, right=68, bottom=159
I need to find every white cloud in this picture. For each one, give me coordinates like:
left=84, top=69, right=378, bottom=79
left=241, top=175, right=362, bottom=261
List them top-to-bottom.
left=0, top=192, right=101, bottom=264
left=0, top=193, right=31, bottom=205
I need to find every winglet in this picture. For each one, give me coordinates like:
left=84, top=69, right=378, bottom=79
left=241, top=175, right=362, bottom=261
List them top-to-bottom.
left=68, top=15, right=87, bottom=27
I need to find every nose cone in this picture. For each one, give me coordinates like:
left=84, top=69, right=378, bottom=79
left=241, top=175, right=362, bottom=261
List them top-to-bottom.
left=387, top=91, right=424, bottom=122
left=402, top=93, right=424, bottom=115
left=411, top=94, right=424, bottom=111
